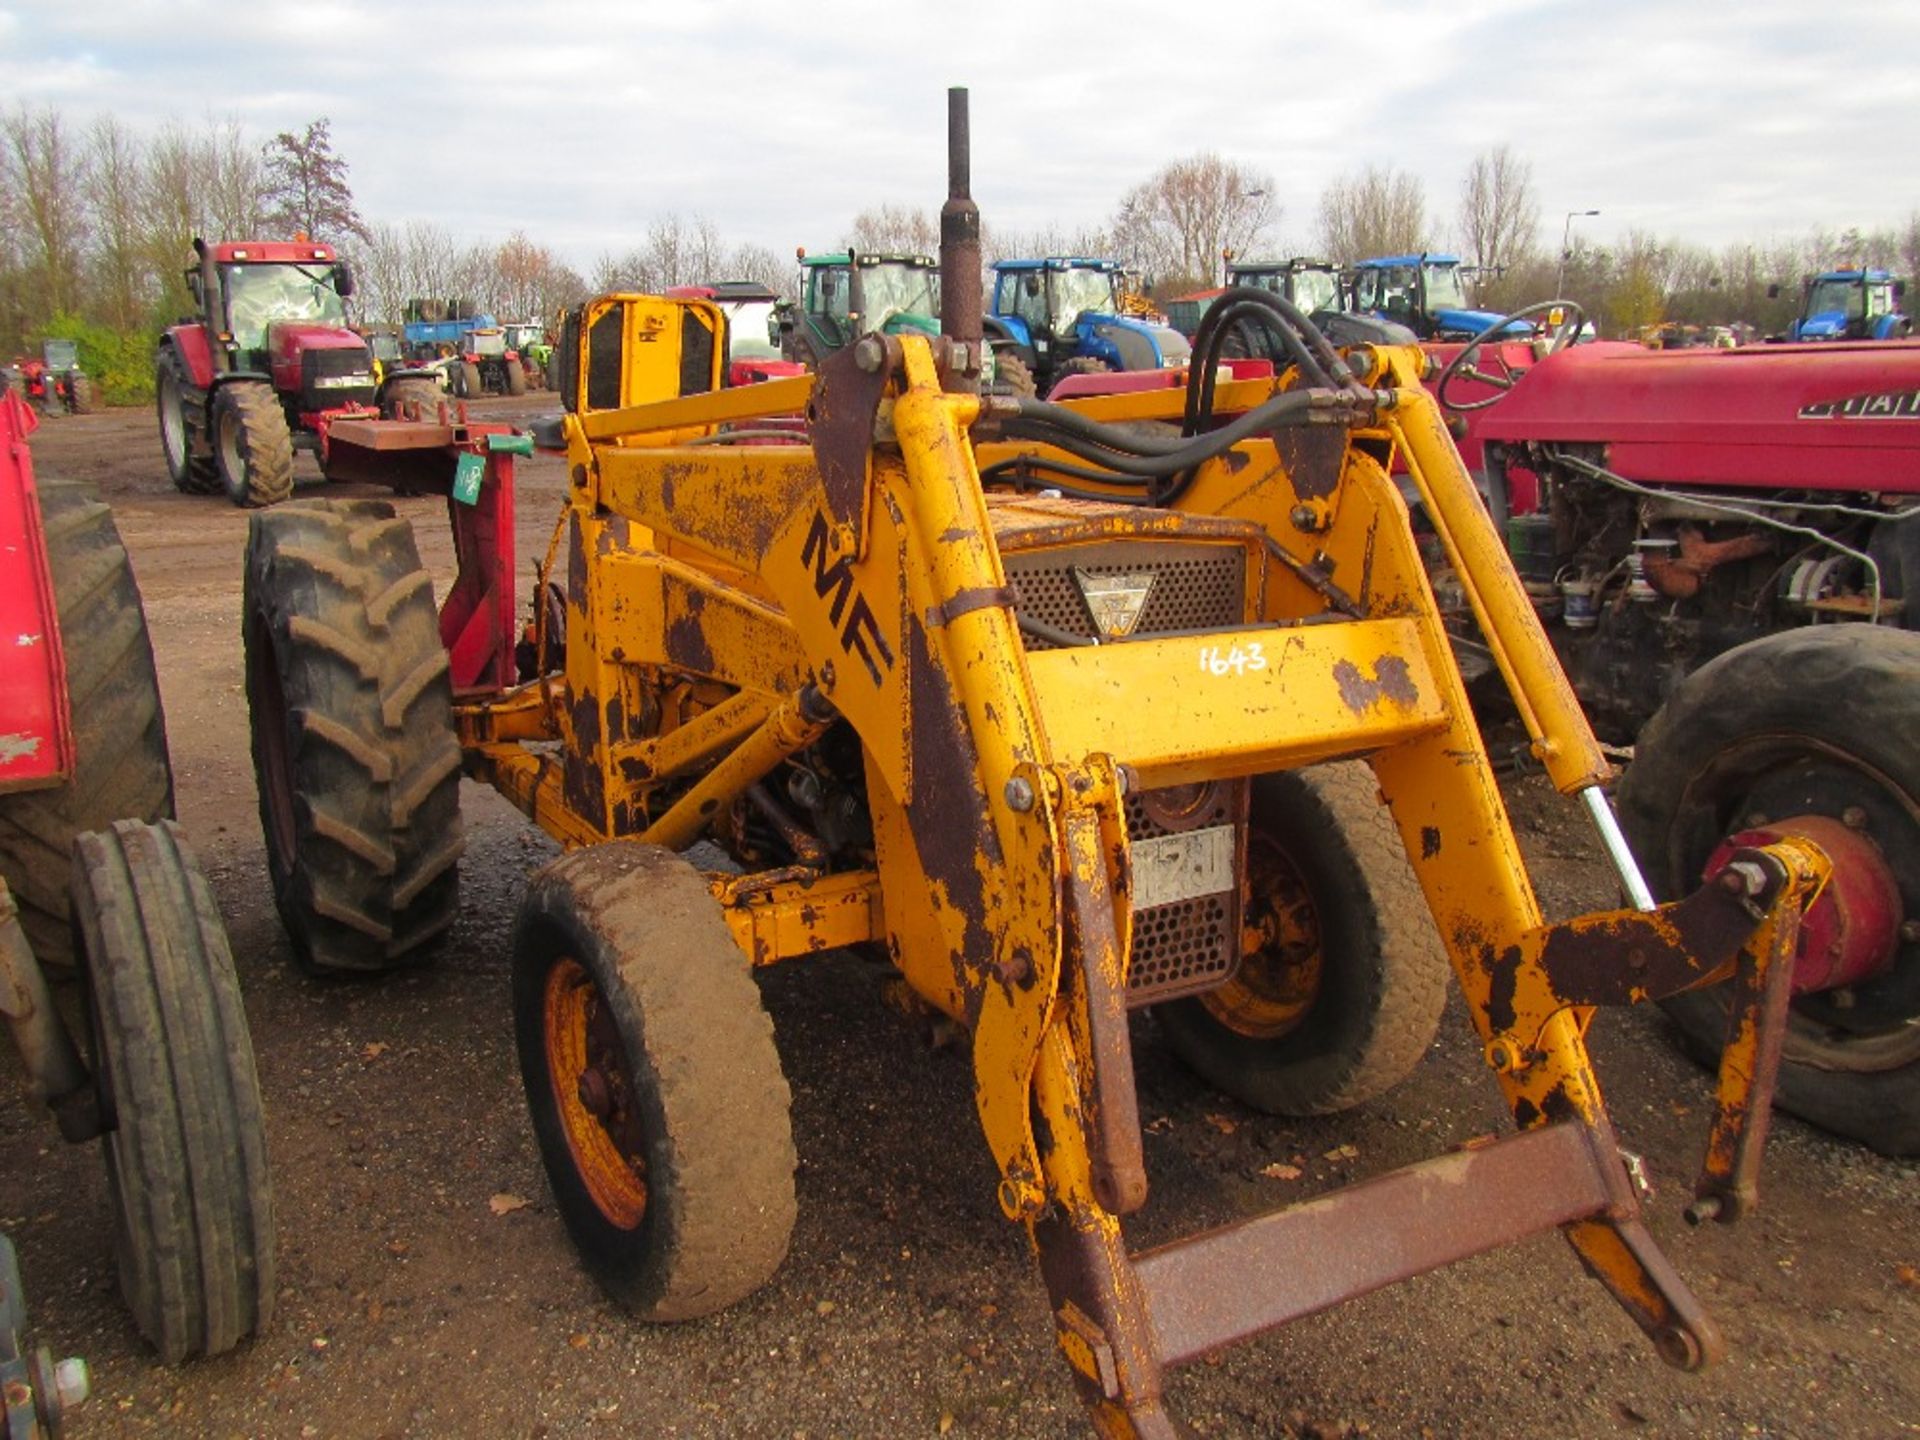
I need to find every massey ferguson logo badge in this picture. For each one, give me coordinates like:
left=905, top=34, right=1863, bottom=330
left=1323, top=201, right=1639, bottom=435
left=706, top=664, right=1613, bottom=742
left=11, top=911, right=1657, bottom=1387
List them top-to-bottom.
left=1799, top=388, right=1920, bottom=420
left=1073, top=569, right=1157, bottom=639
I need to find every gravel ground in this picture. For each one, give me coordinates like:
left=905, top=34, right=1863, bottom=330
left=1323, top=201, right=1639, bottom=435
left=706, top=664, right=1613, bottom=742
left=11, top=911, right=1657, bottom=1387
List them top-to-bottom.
left=0, top=400, right=1913, bottom=1440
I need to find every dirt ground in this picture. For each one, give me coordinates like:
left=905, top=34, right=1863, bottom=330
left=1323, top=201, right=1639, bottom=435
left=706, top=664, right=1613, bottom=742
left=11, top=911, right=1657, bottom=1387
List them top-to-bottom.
left=2, top=400, right=1914, bottom=1440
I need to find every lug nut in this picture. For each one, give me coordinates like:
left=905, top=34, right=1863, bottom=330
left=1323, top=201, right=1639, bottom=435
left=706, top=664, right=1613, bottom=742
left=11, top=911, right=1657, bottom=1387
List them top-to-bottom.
left=1842, top=806, right=1869, bottom=830
left=1901, top=920, right=1920, bottom=945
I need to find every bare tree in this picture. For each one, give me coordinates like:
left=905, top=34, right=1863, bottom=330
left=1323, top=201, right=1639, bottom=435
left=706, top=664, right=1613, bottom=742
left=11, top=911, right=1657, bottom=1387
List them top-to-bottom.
left=2, top=106, right=91, bottom=325
left=89, top=116, right=149, bottom=330
left=199, top=118, right=268, bottom=241
left=262, top=118, right=369, bottom=245
left=1457, top=146, right=1538, bottom=307
left=1110, top=154, right=1276, bottom=290
left=1316, top=165, right=1426, bottom=262
left=846, top=204, right=938, bottom=255
left=354, top=220, right=411, bottom=324
left=723, top=242, right=794, bottom=299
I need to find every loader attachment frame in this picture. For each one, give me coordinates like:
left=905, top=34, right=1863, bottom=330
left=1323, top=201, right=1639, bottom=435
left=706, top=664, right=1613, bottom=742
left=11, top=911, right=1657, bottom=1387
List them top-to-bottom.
left=442, top=286, right=1823, bottom=1436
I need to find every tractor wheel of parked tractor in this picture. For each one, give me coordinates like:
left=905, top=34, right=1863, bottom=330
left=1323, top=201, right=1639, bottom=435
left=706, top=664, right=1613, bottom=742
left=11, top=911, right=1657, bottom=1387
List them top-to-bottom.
left=989, top=351, right=1037, bottom=398
left=1046, top=355, right=1113, bottom=397
left=156, top=358, right=220, bottom=494
left=505, top=360, right=527, bottom=396
left=456, top=362, right=482, bottom=400
left=68, top=375, right=95, bottom=415
left=382, top=377, right=441, bottom=422
left=213, top=381, right=295, bottom=508
left=0, top=479, right=173, bottom=968
left=243, top=499, right=464, bottom=976
left=1617, top=625, right=1920, bottom=1156
left=1157, top=762, right=1447, bottom=1114
left=72, top=819, right=274, bottom=1363
left=513, top=842, right=797, bottom=1320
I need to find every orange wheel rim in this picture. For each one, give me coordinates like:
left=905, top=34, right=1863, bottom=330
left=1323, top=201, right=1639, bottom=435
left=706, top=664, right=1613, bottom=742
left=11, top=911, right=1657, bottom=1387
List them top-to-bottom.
left=1202, top=834, right=1324, bottom=1039
left=543, top=957, right=648, bottom=1230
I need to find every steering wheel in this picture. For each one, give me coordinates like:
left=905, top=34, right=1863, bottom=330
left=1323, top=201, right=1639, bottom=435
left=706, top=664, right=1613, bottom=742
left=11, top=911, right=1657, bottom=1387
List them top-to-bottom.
left=1435, top=300, right=1587, bottom=412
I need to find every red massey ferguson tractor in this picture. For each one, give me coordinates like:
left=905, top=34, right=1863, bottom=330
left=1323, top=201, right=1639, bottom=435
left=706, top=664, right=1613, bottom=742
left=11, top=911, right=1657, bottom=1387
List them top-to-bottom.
left=155, top=238, right=442, bottom=507
left=1411, top=304, right=1920, bottom=1155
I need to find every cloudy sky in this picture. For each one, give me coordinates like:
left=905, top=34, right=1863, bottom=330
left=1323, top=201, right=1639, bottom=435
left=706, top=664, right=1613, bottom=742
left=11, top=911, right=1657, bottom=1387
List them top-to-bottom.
left=2, top=0, right=1915, bottom=268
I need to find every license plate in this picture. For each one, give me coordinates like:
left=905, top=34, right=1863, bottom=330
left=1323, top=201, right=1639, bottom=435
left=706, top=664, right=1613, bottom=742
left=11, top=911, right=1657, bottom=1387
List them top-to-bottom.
left=1131, top=825, right=1236, bottom=910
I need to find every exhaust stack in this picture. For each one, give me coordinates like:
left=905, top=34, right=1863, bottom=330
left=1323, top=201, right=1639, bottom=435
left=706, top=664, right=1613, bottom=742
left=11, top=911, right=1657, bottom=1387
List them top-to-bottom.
left=940, top=86, right=983, bottom=393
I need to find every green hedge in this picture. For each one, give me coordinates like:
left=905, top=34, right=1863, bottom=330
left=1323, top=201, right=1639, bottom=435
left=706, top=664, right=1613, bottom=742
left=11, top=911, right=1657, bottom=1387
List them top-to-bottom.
left=42, top=314, right=159, bottom=407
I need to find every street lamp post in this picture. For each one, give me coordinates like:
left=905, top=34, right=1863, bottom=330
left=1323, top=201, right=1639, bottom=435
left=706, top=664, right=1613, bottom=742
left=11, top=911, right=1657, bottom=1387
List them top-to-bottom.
left=1557, top=209, right=1600, bottom=299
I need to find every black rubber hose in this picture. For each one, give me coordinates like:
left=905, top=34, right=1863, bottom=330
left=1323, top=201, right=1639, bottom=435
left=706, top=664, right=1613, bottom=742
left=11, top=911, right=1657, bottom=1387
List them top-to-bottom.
left=1004, top=387, right=1323, bottom=481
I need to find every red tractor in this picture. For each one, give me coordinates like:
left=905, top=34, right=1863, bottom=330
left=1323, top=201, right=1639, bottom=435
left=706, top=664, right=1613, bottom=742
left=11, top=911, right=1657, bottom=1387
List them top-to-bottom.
left=155, top=238, right=441, bottom=507
left=1419, top=306, right=1920, bottom=1155
left=4, top=341, right=94, bottom=418
left=0, top=390, right=274, bottom=1433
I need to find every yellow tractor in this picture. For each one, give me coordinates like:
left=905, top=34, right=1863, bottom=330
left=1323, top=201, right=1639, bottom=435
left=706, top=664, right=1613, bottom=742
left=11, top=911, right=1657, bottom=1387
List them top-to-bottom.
left=242, top=92, right=1830, bottom=1436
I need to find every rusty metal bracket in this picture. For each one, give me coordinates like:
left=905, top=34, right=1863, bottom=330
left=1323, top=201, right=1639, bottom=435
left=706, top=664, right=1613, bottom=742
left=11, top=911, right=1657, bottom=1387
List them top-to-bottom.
left=807, top=337, right=898, bottom=559
left=1505, top=837, right=1830, bottom=1228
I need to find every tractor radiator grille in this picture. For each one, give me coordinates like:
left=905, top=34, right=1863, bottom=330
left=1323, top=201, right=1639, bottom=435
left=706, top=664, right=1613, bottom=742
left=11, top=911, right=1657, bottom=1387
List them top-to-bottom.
left=300, top=347, right=376, bottom=412
left=1001, top=539, right=1248, bottom=1005
left=1002, top=540, right=1244, bottom=648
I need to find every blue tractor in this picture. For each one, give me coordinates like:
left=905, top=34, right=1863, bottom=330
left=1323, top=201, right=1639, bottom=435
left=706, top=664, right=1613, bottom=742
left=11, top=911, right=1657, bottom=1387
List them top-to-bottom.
left=1347, top=254, right=1529, bottom=342
left=986, top=257, right=1191, bottom=396
left=1781, top=269, right=1910, bottom=341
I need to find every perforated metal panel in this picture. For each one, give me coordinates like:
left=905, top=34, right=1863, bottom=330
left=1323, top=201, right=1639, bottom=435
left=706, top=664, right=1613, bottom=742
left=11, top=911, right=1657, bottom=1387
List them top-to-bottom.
left=1002, top=541, right=1244, bottom=648
left=1122, top=781, right=1248, bottom=1005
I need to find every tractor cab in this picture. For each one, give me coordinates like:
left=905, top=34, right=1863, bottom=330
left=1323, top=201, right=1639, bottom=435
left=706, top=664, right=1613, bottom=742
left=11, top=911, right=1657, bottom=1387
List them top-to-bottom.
left=184, top=240, right=374, bottom=409
left=778, top=252, right=941, bottom=367
left=1349, top=254, right=1525, bottom=342
left=1223, top=256, right=1344, bottom=317
left=986, top=257, right=1192, bottom=394
left=1784, top=270, right=1910, bottom=341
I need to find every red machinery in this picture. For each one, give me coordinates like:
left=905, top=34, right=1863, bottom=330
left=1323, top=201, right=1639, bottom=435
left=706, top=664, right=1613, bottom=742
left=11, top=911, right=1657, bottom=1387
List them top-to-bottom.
left=156, top=238, right=446, bottom=507
left=1424, top=325, right=1920, bottom=1158
left=0, top=391, right=275, bottom=1430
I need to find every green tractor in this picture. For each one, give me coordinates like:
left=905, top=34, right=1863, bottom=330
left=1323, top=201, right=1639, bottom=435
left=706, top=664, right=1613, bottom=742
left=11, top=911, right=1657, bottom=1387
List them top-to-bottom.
left=773, top=250, right=1030, bottom=393
left=774, top=250, right=941, bottom=367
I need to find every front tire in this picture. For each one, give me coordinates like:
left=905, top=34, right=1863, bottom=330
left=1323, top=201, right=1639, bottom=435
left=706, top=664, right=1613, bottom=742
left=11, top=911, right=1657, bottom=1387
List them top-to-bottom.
left=1046, top=354, right=1113, bottom=397
left=505, top=360, right=527, bottom=396
left=456, top=361, right=482, bottom=399
left=212, top=382, right=294, bottom=508
left=0, top=480, right=173, bottom=968
left=243, top=500, right=464, bottom=976
left=1617, top=625, right=1920, bottom=1155
left=1157, top=762, right=1447, bottom=1114
left=73, top=820, right=274, bottom=1362
left=513, top=843, right=797, bottom=1320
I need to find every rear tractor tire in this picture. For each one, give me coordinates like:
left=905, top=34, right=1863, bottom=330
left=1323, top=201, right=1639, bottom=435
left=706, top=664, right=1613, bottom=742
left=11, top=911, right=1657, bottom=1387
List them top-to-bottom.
left=989, top=350, right=1037, bottom=398
left=156, top=358, right=220, bottom=494
left=505, top=360, right=527, bottom=396
left=456, top=361, right=482, bottom=400
left=67, top=375, right=95, bottom=415
left=382, top=377, right=442, bottom=422
left=212, top=381, right=294, bottom=508
left=0, top=479, right=173, bottom=968
left=243, top=499, right=464, bottom=976
left=1617, top=625, right=1920, bottom=1156
left=1157, top=762, right=1448, bottom=1115
left=72, top=819, right=274, bottom=1362
left=513, top=843, right=797, bottom=1320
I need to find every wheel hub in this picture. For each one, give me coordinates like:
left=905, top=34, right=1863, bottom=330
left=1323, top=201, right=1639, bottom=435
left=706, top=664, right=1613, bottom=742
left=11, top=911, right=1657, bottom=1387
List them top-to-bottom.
left=1705, top=813, right=1903, bottom=995
left=543, top=958, right=648, bottom=1230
